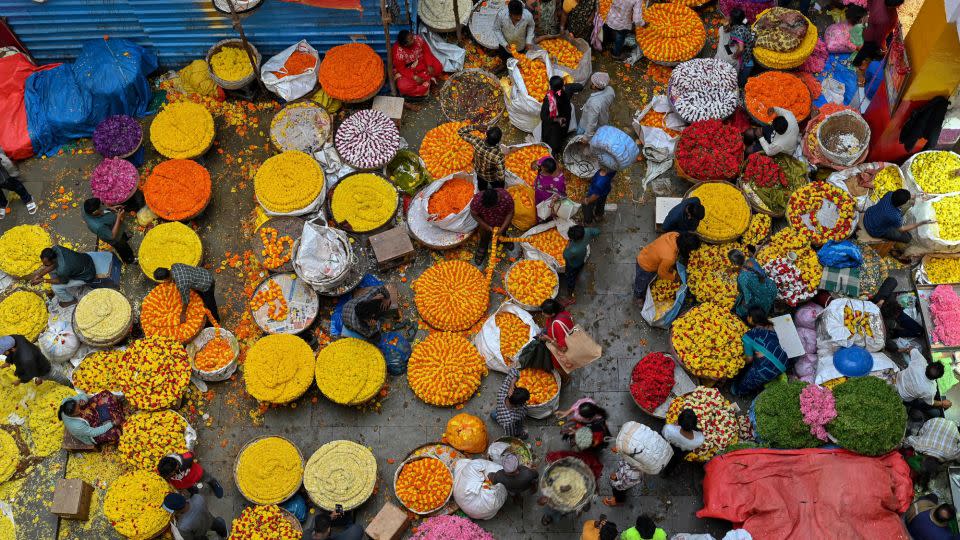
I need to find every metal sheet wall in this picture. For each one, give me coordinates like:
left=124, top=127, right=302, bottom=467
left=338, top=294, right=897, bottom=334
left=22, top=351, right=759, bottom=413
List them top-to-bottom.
left=0, top=0, right=416, bottom=68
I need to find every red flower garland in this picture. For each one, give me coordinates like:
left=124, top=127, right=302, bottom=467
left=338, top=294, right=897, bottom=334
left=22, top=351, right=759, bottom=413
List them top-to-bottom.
left=675, top=119, right=744, bottom=181
left=742, top=153, right=787, bottom=188
left=629, top=352, right=676, bottom=410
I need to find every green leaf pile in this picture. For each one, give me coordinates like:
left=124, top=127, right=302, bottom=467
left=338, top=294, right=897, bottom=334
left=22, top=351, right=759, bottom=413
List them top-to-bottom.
left=828, top=376, right=907, bottom=456
left=755, top=380, right=821, bottom=449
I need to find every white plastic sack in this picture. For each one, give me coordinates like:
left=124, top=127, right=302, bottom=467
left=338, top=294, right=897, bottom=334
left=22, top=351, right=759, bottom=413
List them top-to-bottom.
left=419, top=27, right=465, bottom=72
left=538, top=36, right=592, bottom=84
left=261, top=40, right=319, bottom=102
left=504, top=50, right=555, bottom=133
left=821, top=77, right=846, bottom=105
left=590, top=126, right=639, bottom=171
left=902, top=150, right=960, bottom=196
left=825, top=162, right=898, bottom=212
left=423, top=172, right=479, bottom=233
left=908, top=194, right=960, bottom=253
left=293, top=217, right=352, bottom=287
left=519, top=220, right=580, bottom=271
left=641, top=267, right=687, bottom=329
left=816, top=298, right=885, bottom=354
left=475, top=302, right=540, bottom=373
left=38, top=318, right=80, bottom=364
left=814, top=349, right=898, bottom=384
left=526, top=370, right=561, bottom=419
left=615, top=421, right=673, bottom=474
left=452, top=459, right=508, bottom=520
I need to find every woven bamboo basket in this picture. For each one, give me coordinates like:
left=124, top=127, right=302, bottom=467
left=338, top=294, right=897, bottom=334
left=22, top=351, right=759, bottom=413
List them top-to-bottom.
left=206, top=39, right=262, bottom=90
left=816, top=111, right=871, bottom=167
left=233, top=435, right=304, bottom=505
left=393, top=455, right=453, bottom=515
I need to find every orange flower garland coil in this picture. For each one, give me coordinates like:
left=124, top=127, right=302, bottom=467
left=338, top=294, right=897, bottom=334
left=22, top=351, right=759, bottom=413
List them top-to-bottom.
left=636, top=4, right=706, bottom=64
left=318, top=43, right=384, bottom=101
left=745, top=72, right=811, bottom=123
left=420, top=122, right=476, bottom=179
left=506, top=145, right=552, bottom=187
left=144, top=159, right=212, bottom=221
left=428, top=177, right=475, bottom=219
left=413, top=260, right=489, bottom=331
left=141, top=282, right=207, bottom=343
left=408, top=332, right=487, bottom=406
left=516, top=368, right=558, bottom=404
left=395, top=457, right=453, bottom=513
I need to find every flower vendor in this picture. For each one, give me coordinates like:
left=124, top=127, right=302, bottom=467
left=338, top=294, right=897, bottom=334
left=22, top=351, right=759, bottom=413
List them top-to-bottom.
left=528, top=0, right=560, bottom=35
left=559, top=0, right=596, bottom=40
left=603, top=0, right=645, bottom=58
left=853, top=0, right=904, bottom=70
left=494, top=1, right=536, bottom=58
left=825, top=6, right=868, bottom=55
left=718, top=9, right=756, bottom=85
left=392, top=30, right=444, bottom=99
left=578, top=73, right=615, bottom=137
left=540, top=76, right=583, bottom=155
left=747, top=108, right=800, bottom=156
left=459, top=124, right=507, bottom=190
left=0, top=148, right=37, bottom=219
left=533, top=156, right=567, bottom=208
left=582, top=166, right=616, bottom=225
left=470, top=186, right=515, bottom=264
left=863, top=189, right=933, bottom=243
left=82, top=197, right=135, bottom=264
left=662, top=197, right=705, bottom=234
left=563, top=225, right=600, bottom=295
left=633, top=232, right=701, bottom=303
left=30, top=245, right=96, bottom=307
left=729, top=247, right=778, bottom=320
left=154, top=263, right=219, bottom=323
left=872, top=278, right=924, bottom=348
left=341, top=285, right=392, bottom=340
left=540, top=299, right=576, bottom=378
left=730, top=307, right=791, bottom=397
left=0, top=335, right=69, bottom=386
left=895, top=348, right=951, bottom=420
left=492, top=367, right=531, bottom=439
left=58, top=390, right=125, bottom=446
left=557, top=397, right=611, bottom=450
left=661, top=409, right=705, bottom=478
left=906, top=417, right=960, bottom=463
left=157, top=451, right=225, bottom=498
left=487, top=452, right=539, bottom=498
left=161, top=492, right=228, bottom=540
left=905, top=496, right=959, bottom=540
left=306, top=508, right=365, bottom=540
left=622, top=516, right=668, bottom=540
left=582, top=517, right=620, bottom=540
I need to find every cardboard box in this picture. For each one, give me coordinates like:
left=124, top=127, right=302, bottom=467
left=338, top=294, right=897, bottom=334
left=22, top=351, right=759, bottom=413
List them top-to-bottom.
left=372, top=96, right=405, bottom=128
left=655, top=197, right=682, bottom=230
left=369, top=227, right=415, bottom=271
left=61, top=431, right=96, bottom=452
left=51, top=479, right=93, bottom=520
left=365, top=502, right=410, bottom=540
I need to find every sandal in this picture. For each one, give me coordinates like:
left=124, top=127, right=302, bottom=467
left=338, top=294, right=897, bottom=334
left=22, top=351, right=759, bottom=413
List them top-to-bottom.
left=25, top=201, right=37, bottom=215
left=602, top=496, right=621, bottom=507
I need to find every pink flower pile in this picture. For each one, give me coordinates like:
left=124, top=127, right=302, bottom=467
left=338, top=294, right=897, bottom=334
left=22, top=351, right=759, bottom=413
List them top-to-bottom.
left=800, top=39, right=827, bottom=73
left=90, top=157, right=138, bottom=205
left=930, top=285, right=960, bottom=346
left=799, top=384, right=837, bottom=441
left=411, top=515, right=496, bottom=540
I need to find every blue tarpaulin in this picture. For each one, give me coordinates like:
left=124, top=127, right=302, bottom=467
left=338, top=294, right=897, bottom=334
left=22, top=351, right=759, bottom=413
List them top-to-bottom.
left=24, top=38, right=157, bottom=157
left=813, top=54, right=859, bottom=107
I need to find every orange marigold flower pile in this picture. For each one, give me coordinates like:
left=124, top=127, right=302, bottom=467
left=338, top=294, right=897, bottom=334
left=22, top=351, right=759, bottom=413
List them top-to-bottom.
left=636, top=4, right=706, bottom=64
left=539, top=38, right=583, bottom=69
left=317, top=43, right=384, bottom=101
left=509, top=46, right=549, bottom=101
left=745, top=71, right=811, bottom=123
left=420, top=122, right=476, bottom=179
left=505, top=145, right=551, bottom=187
left=143, top=159, right=212, bottom=221
left=428, top=177, right=475, bottom=219
left=259, top=227, right=294, bottom=269
left=506, top=259, right=557, bottom=305
left=413, top=260, right=489, bottom=331
left=141, top=282, right=207, bottom=343
left=496, top=312, right=530, bottom=360
left=408, top=332, right=487, bottom=406
left=194, top=335, right=234, bottom=372
left=516, top=368, right=559, bottom=404
left=395, top=457, right=453, bottom=513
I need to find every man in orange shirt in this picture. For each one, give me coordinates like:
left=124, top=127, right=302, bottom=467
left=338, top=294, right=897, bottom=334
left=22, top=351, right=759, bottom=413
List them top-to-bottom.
left=633, top=232, right=700, bottom=305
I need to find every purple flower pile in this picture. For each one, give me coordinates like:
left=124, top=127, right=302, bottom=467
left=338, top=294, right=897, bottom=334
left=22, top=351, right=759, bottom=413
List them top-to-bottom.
left=93, top=115, right=142, bottom=157
left=90, top=158, right=138, bottom=205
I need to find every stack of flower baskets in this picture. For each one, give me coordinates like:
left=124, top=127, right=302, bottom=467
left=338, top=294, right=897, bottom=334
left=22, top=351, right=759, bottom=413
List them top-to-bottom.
left=635, top=4, right=707, bottom=66
left=752, top=8, right=819, bottom=69
left=317, top=43, right=385, bottom=103
left=667, top=59, right=739, bottom=123
left=675, top=120, right=744, bottom=182
left=420, top=122, right=476, bottom=179
left=254, top=151, right=326, bottom=216
left=144, top=159, right=212, bottom=221
left=329, top=172, right=399, bottom=233
left=685, top=182, right=751, bottom=242
left=138, top=221, right=203, bottom=282
left=413, top=260, right=489, bottom=331
left=141, top=282, right=208, bottom=344
left=73, top=288, right=133, bottom=346
left=671, top=303, right=747, bottom=380
left=408, top=332, right=488, bottom=406
left=119, top=337, right=192, bottom=411
left=314, top=338, right=386, bottom=406
left=665, top=387, right=740, bottom=461
left=235, top=436, right=304, bottom=504
left=303, top=440, right=377, bottom=510
left=394, top=455, right=454, bottom=514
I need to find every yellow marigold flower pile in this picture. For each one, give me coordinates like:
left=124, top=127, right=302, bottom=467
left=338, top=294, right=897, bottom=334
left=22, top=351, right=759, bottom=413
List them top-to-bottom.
left=636, top=4, right=706, bottom=64
left=752, top=10, right=818, bottom=69
left=539, top=38, right=583, bottom=69
left=509, top=45, right=549, bottom=100
left=210, top=46, right=253, bottom=82
left=150, top=101, right=215, bottom=159
left=420, top=121, right=476, bottom=179
left=505, top=145, right=551, bottom=187
left=254, top=151, right=325, bottom=214
left=910, top=151, right=960, bottom=194
left=870, top=166, right=903, bottom=201
left=330, top=173, right=398, bottom=232
left=786, top=182, right=856, bottom=245
left=689, top=183, right=751, bottom=241
left=933, top=195, right=960, bottom=241
left=741, top=214, right=772, bottom=246
left=138, top=221, right=203, bottom=281
left=0, top=224, right=50, bottom=277
left=259, top=227, right=294, bottom=269
left=756, top=228, right=822, bottom=293
left=924, top=257, right=960, bottom=284
left=506, top=259, right=558, bottom=306
left=413, top=260, right=489, bottom=331
left=651, top=278, right=682, bottom=302
left=251, top=280, right=288, bottom=321
left=141, top=282, right=207, bottom=343
left=74, top=288, right=132, bottom=343
left=0, top=291, right=46, bottom=341
left=672, top=303, right=747, bottom=379
left=496, top=312, right=530, bottom=360
left=408, top=332, right=487, bottom=406
left=194, top=334, right=235, bottom=372
left=244, top=334, right=315, bottom=404
left=120, top=337, right=191, bottom=410
left=315, top=338, right=386, bottom=405
left=72, top=350, right=122, bottom=394
left=516, top=368, right=559, bottom=404
left=28, top=382, right=75, bottom=456
left=118, top=411, right=188, bottom=470
left=0, top=430, right=19, bottom=483
left=236, top=437, right=303, bottom=504
left=304, top=440, right=377, bottom=510
left=395, top=457, right=453, bottom=513
left=103, top=471, right=171, bottom=540
left=229, top=505, right=301, bottom=540
left=0, top=514, right=13, bottom=540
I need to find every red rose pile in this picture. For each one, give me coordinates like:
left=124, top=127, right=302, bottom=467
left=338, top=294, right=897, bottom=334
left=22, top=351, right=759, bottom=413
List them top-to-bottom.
left=675, top=120, right=744, bottom=181
left=742, top=153, right=787, bottom=188
left=629, top=352, right=676, bottom=411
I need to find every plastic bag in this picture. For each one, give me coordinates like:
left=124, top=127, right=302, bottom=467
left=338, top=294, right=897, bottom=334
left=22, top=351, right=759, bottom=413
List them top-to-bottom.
left=419, top=27, right=465, bottom=72
left=261, top=40, right=319, bottom=102
left=504, top=50, right=555, bottom=133
left=590, top=126, right=639, bottom=171
left=386, top=149, right=430, bottom=195
left=424, top=173, right=479, bottom=233
left=508, top=184, right=537, bottom=231
left=293, top=217, right=352, bottom=287
left=817, top=240, right=863, bottom=268
left=641, top=263, right=687, bottom=328
left=816, top=298, right=885, bottom=354
left=476, top=302, right=540, bottom=373
left=38, top=319, right=80, bottom=363
left=378, top=331, right=411, bottom=376
left=833, top=345, right=873, bottom=376
left=444, top=413, right=488, bottom=454
left=616, top=421, right=673, bottom=474
left=452, top=459, right=508, bottom=520
left=280, top=493, right=308, bottom=522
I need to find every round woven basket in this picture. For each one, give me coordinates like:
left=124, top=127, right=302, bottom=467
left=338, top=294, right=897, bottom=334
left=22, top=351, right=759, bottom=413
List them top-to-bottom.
left=211, top=0, right=263, bottom=15
left=206, top=39, right=262, bottom=90
left=439, top=69, right=505, bottom=127
left=340, top=84, right=383, bottom=105
left=269, top=102, right=331, bottom=154
left=816, top=111, right=871, bottom=167
left=117, top=133, right=144, bottom=160
left=326, top=171, right=401, bottom=235
left=737, top=177, right=783, bottom=217
left=682, top=181, right=752, bottom=243
left=504, top=260, right=559, bottom=310
left=186, top=327, right=240, bottom=382
left=629, top=353, right=699, bottom=419
left=233, top=435, right=304, bottom=505
left=393, top=455, right=453, bottom=515
left=538, top=457, right=595, bottom=513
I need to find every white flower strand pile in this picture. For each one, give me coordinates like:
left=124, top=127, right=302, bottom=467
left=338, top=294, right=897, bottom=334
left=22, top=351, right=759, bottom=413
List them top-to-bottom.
left=668, top=59, right=739, bottom=123
left=334, top=109, right=400, bottom=169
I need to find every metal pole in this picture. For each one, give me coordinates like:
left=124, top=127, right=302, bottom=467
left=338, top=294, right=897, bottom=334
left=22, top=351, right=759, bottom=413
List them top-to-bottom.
left=226, top=0, right=268, bottom=94
left=381, top=0, right=398, bottom=96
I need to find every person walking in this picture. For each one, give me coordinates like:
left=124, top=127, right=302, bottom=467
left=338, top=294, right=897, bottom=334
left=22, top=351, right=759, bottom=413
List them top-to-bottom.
left=604, top=0, right=645, bottom=59
left=579, top=73, right=615, bottom=137
left=459, top=125, right=507, bottom=190
left=0, top=148, right=37, bottom=219
left=582, top=167, right=616, bottom=224
left=82, top=198, right=135, bottom=264
left=562, top=225, right=600, bottom=297
left=30, top=246, right=97, bottom=307
left=153, top=263, right=219, bottom=324
left=540, top=298, right=576, bottom=379
left=491, top=367, right=531, bottom=439
left=157, top=451, right=225, bottom=498
left=603, top=456, right=642, bottom=507
left=161, top=493, right=228, bottom=540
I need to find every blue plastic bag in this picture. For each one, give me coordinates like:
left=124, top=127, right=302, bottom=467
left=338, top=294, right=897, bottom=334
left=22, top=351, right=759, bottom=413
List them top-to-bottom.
left=590, top=126, right=639, bottom=171
left=817, top=240, right=863, bottom=269
left=330, top=274, right=384, bottom=336
left=378, top=331, right=412, bottom=375
left=834, top=346, right=873, bottom=377
left=280, top=493, right=307, bottom=522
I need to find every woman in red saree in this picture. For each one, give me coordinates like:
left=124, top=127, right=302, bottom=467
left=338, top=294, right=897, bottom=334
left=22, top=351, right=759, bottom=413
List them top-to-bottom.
left=392, top=30, right=444, bottom=98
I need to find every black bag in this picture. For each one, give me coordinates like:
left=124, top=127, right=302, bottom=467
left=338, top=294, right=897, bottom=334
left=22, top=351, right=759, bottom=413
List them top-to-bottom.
left=516, top=338, right=552, bottom=371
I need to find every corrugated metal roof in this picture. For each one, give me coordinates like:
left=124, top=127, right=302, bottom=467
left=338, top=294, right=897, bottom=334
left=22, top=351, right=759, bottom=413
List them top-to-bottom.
left=1, top=0, right=416, bottom=69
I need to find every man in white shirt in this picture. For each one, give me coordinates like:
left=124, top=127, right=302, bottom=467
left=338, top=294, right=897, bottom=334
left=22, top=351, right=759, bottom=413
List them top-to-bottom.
left=494, top=0, right=535, bottom=60
left=579, top=72, right=615, bottom=137
left=756, top=107, right=799, bottom=156
left=896, top=348, right=951, bottom=420
left=661, top=408, right=705, bottom=476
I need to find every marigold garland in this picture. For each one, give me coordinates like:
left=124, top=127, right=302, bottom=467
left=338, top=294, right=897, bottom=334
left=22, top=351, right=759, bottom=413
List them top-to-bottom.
left=636, top=4, right=706, bottom=64
left=752, top=9, right=819, bottom=69
left=317, top=43, right=384, bottom=101
left=745, top=71, right=811, bottom=123
left=150, top=101, right=215, bottom=159
left=420, top=122, right=476, bottom=179
left=505, top=145, right=551, bottom=187
left=254, top=151, right=325, bottom=214
left=143, top=159, right=212, bottom=221
left=330, top=173, right=398, bottom=232
left=786, top=181, right=855, bottom=245
left=689, top=183, right=751, bottom=241
left=742, top=214, right=772, bottom=246
left=138, top=222, right=203, bottom=282
left=0, top=224, right=50, bottom=277
left=259, top=227, right=294, bottom=269
left=756, top=228, right=823, bottom=292
left=686, top=242, right=742, bottom=309
left=506, top=259, right=557, bottom=306
left=413, top=260, right=489, bottom=331
left=251, top=280, right=289, bottom=321
left=141, top=282, right=207, bottom=343
left=74, top=288, right=132, bottom=343
left=0, top=291, right=46, bottom=342
left=672, top=303, right=747, bottom=379
left=408, top=332, right=487, bottom=406
left=243, top=334, right=315, bottom=404
left=120, top=337, right=191, bottom=410
left=314, top=338, right=386, bottom=405
left=72, top=350, right=122, bottom=394
left=516, top=368, right=559, bottom=405
left=118, top=411, right=189, bottom=470
left=0, top=430, right=18, bottom=483
left=236, top=437, right=303, bottom=504
left=303, top=440, right=377, bottom=510
left=395, top=457, right=453, bottom=513
left=103, top=471, right=171, bottom=540
left=230, top=505, right=301, bottom=540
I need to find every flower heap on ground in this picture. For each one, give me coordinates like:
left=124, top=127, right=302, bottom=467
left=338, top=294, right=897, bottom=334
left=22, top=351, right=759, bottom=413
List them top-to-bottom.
left=636, top=4, right=706, bottom=64
left=752, top=8, right=819, bottom=69
left=540, top=38, right=583, bottom=68
left=318, top=43, right=384, bottom=101
left=210, top=46, right=253, bottom=82
left=510, top=46, right=549, bottom=100
left=668, top=59, right=738, bottom=123
left=745, top=71, right=811, bottom=123
left=150, top=101, right=215, bottom=159
left=334, top=109, right=400, bottom=170
left=93, top=115, right=142, bottom=158
left=675, top=120, right=744, bottom=181
left=420, top=122, right=476, bottom=179
left=505, top=145, right=552, bottom=187
left=254, top=151, right=325, bottom=214
left=909, top=151, right=960, bottom=193
left=741, top=154, right=808, bottom=215
left=90, top=158, right=139, bottom=205
left=143, top=159, right=212, bottom=221
left=869, top=166, right=903, bottom=201
left=330, top=173, right=398, bottom=232
left=429, top=177, right=475, bottom=219
left=786, top=181, right=856, bottom=244
left=689, top=182, right=751, bottom=241
left=742, top=214, right=772, bottom=246
left=138, top=221, right=203, bottom=281
left=0, top=225, right=50, bottom=277
left=259, top=227, right=294, bottom=269
left=757, top=228, right=822, bottom=305
left=686, top=241, right=743, bottom=309
left=924, top=257, right=960, bottom=284
left=507, top=259, right=558, bottom=305
left=414, top=260, right=489, bottom=331
left=251, top=280, right=288, bottom=321
left=141, top=282, right=207, bottom=343
left=930, top=285, right=960, bottom=346
left=74, top=288, right=132, bottom=343
left=0, top=291, right=46, bottom=341
left=672, top=303, right=747, bottom=379
left=496, top=312, right=530, bottom=360
left=194, top=332, right=234, bottom=372
left=408, top=332, right=487, bottom=406
left=244, top=334, right=315, bottom=403
left=120, top=337, right=191, bottom=410
left=315, top=338, right=386, bottom=406
left=72, top=350, right=122, bottom=394
left=630, top=352, right=676, bottom=411
left=516, top=368, right=559, bottom=404
left=0, top=371, right=72, bottom=457
left=828, top=376, right=907, bottom=456
left=754, top=380, right=822, bottom=448
left=666, top=387, right=739, bottom=461
left=118, top=410, right=189, bottom=470
left=0, top=430, right=18, bottom=483
left=236, top=436, right=303, bottom=504
left=303, top=440, right=377, bottom=510
left=396, top=457, right=453, bottom=513
left=103, top=471, right=171, bottom=540
left=229, top=505, right=301, bottom=540
left=411, top=515, right=496, bottom=540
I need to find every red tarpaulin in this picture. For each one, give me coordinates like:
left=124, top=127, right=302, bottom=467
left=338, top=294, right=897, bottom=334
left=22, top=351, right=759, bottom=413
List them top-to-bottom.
left=0, top=54, right=58, bottom=160
left=697, top=448, right=913, bottom=540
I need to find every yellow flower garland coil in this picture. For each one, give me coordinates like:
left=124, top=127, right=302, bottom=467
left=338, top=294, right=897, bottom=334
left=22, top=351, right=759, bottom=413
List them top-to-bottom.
left=752, top=11, right=818, bottom=70
left=210, top=46, right=253, bottom=82
left=150, top=101, right=215, bottom=159
left=254, top=151, right=325, bottom=214
left=330, top=173, right=399, bottom=232
left=689, top=182, right=751, bottom=241
left=138, top=222, right=203, bottom=282
left=0, top=224, right=51, bottom=277
left=687, top=243, right=743, bottom=309
left=74, top=288, right=132, bottom=343
left=0, top=291, right=47, bottom=342
left=672, top=303, right=747, bottom=379
left=407, top=332, right=488, bottom=406
left=244, top=334, right=315, bottom=403
left=315, top=338, right=386, bottom=405
left=26, top=382, right=75, bottom=456
left=118, top=411, right=189, bottom=470
left=0, top=430, right=19, bottom=483
left=235, top=436, right=304, bottom=504
left=303, top=440, right=377, bottom=510
left=103, top=471, right=171, bottom=540
left=0, top=513, right=11, bottom=540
